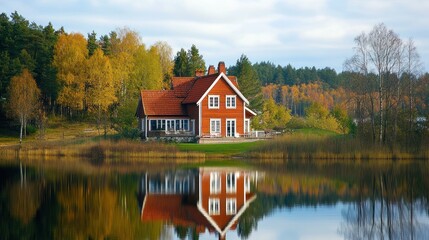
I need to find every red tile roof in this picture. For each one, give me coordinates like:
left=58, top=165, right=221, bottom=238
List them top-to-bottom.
left=139, top=74, right=240, bottom=115
left=182, top=74, right=220, bottom=104
left=171, top=77, right=196, bottom=98
left=140, top=90, right=186, bottom=116
left=141, top=195, right=211, bottom=233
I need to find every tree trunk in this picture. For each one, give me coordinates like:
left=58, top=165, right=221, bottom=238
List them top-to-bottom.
left=379, top=75, right=384, bottom=143
left=19, top=116, right=23, bottom=144
left=24, top=116, right=27, bottom=138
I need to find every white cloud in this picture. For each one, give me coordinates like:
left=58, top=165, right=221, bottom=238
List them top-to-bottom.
left=1, top=0, right=428, bottom=71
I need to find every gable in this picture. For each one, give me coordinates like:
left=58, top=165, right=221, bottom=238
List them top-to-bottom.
left=182, top=73, right=248, bottom=105
left=197, top=73, right=248, bottom=105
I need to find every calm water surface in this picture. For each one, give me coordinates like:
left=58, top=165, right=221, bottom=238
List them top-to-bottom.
left=0, top=159, right=428, bottom=240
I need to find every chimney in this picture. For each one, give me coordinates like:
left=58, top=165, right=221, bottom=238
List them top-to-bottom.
left=218, top=61, right=226, bottom=74
left=208, top=65, right=216, bottom=75
left=195, top=69, right=205, bottom=77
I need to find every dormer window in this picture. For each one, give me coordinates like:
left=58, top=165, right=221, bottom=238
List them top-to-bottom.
left=208, top=95, right=219, bottom=109
left=226, top=95, right=236, bottom=109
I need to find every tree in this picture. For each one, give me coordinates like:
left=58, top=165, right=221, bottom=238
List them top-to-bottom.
left=345, top=23, right=404, bottom=143
left=109, top=28, right=140, bottom=102
left=87, top=31, right=99, bottom=56
left=53, top=33, right=88, bottom=114
left=99, top=34, right=112, bottom=56
left=153, top=41, right=173, bottom=89
left=186, top=44, right=206, bottom=75
left=131, top=45, right=163, bottom=92
left=173, top=45, right=205, bottom=77
left=86, top=48, right=116, bottom=135
left=173, top=48, right=188, bottom=77
left=229, top=54, right=263, bottom=111
left=7, top=69, right=40, bottom=143
left=259, top=97, right=291, bottom=130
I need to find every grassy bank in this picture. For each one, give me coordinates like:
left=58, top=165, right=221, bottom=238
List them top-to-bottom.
left=247, top=128, right=429, bottom=161
left=0, top=139, right=206, bottom=164
left=177, top=141, right=263, bottom=157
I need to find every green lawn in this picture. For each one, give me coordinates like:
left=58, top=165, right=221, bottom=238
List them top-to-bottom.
left=292, top=128, right=340, bottom=136
left=177, top=141, right=264, bottom=155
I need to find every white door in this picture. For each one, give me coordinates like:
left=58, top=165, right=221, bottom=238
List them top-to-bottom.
left=226, top=119, right=236, bottom=137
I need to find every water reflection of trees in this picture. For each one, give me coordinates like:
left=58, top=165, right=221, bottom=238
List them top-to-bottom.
left=239, top=161, right=429, bottom=239
left=0, top=164, right=168, bottom=239
left=340, top=172, right=429, bottom=240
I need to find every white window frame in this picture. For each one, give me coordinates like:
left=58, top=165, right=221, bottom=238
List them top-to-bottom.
left=208, top=95, right=220, bottom=109
left=226, top=95, right=236, bottom=109
left=210, top=119, right=221, bottom=135
left=226, top=119, right=236, bottom=137
left=210, top=172, right=221, bottom=194
left=226, top=172, right=237, bottom=193
left=245, top=175, right=251, bottom=193
left=209, top=198, right=220, bottom=215
left=226, top=198, right=236, bottom=215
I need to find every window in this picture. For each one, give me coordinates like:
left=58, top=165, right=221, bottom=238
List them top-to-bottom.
left=208, top=95, right=220, bottom=109
left=226, top=95, right=236, bottom=109
left=149, top=119, right=189, bottom=131
left=150, top=119, right=165, bottom=130
left=175, top=119, right=190, bottom=131
left=210, top=119, right=221, bottom=134
left=150, top=120, right=157, bottom=131
left=210, top=172, right=221, bottom=194
left=226, top=172, right=237, bottom=193
left=245, top=175, right=251, bottom=193
left=209, top=198, right=220, bottom=215
left=226, top=198, right=236, bottom=215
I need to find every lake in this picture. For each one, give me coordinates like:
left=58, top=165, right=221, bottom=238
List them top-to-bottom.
left=0, top=159, right=428, bottom=240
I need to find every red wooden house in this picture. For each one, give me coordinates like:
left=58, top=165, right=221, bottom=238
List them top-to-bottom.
left=136, top=62, right=257, bottom=142
left=139, top=167, right=259, bottom=239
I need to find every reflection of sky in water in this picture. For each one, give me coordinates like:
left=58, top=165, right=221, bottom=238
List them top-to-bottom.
left=173, top=201, right=429, bottom=240
left=194, top=203, right=345, bottom=240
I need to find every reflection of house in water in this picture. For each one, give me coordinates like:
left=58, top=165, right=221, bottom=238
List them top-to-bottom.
left=139, top=167, right=260, bottom=239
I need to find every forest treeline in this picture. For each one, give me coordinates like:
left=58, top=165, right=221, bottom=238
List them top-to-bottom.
left=0, top=12, right=428, bottom=149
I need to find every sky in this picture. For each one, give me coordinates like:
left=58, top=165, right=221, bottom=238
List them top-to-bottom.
left=2, top=0, right=429, bottom=72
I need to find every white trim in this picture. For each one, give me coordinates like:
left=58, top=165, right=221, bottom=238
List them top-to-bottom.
left=196, top=73, right=249, bottom=105
left=208, top=95, right=220, bottom=109
left=225, top=95, right=237, bottom=109
left=243, top=102, right=246, bottom=134
left=198, top=104, right=202, bottom=137
left=245, top=107, right=257, bottom=116
left=144, top=116, right=148, bottom=139
left=244, top=119, right=250, bottom=134
left=197, top=194, right=257, bottom=238
left=220, top=194, right=257, bottom=237
left=197, top=202, right=222, bottom=234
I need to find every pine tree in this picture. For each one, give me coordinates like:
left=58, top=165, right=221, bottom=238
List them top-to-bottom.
left=229, top=54, right=263, bottom=112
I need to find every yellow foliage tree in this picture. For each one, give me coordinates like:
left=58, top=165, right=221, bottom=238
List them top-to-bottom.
left=110, top=28, right=141, bottom=102
left=53, top=33, right=88, bottom=113
left=153, top=41, right=174, bottom=89
left=132, top=45, right=163, bottom=92
left=87, top=48, right=117, bottom=135
left=7, top=69, right=41, bottom=142
left=258, top=97, right=292, bottom=130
